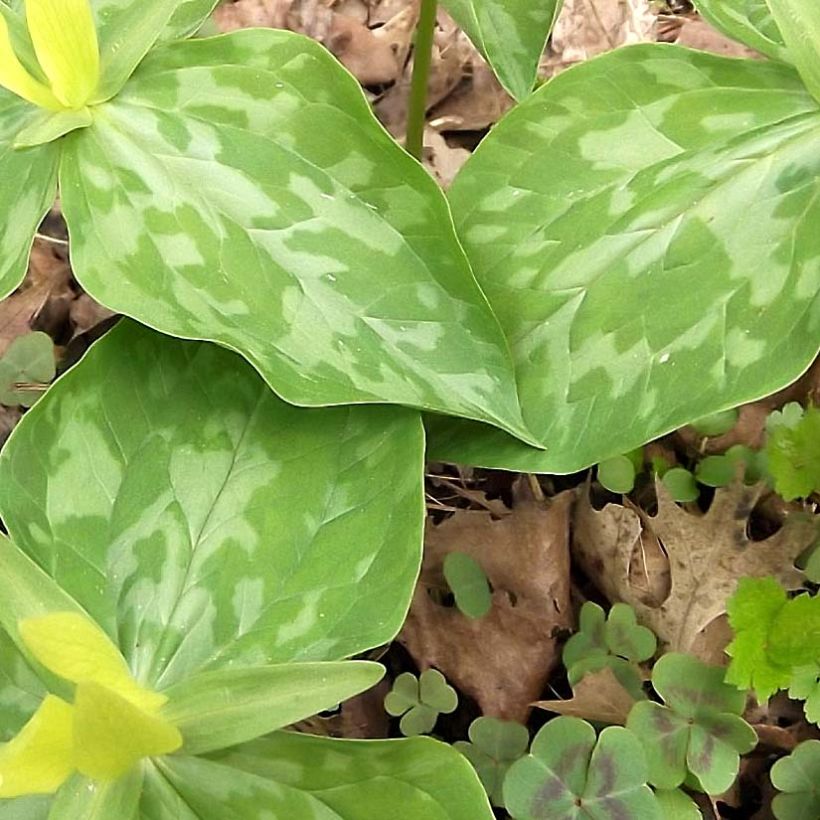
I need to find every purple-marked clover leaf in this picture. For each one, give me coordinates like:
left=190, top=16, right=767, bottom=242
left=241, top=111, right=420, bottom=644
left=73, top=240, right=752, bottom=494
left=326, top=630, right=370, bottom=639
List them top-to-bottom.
left=726, top=578, right=820, bottom=701
left=626, top=654, right=757, bottom=794
left=789, top=663, right=820, bottom=725
left=384, top=670, right=458, bottom=737
left=503, top=716, right=660, bottom=819
left=455, top=717, right=529, bottom=807
left=771, top=740, right=820, bottom=820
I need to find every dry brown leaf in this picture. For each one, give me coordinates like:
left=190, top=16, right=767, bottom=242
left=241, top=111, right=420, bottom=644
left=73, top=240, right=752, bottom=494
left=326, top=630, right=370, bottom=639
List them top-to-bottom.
left=674, top=16, right=760, bottom=58
left=422, top=129, right=470, bottom=187
left=0, top=285, right=51, bottom=357
left=399, top=481, right=573, bottom=721
left=573, top=481, right=817, bottom=659
left=533, top=665, right=637, bottom=725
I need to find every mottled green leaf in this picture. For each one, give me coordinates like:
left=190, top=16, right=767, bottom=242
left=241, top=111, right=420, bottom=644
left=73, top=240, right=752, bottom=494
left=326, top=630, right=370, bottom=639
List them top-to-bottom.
left=440, top=0, right=561, bottom=100
left=692, top=0, right=788, bottom=60
left=763, top=0, right=820, bottom=102
left=60, top=29, right=532, bottom=444
left=434, top=45, right=820, bottom=472
left=0, top=91, right=59, bottom=299
left=0, top=321, right=425, bottom=689
left=0, top=331, right=55, bottom=407
left=691, top=408, right=738, bottom=437
left=0, top=628, right=44, bottom=741
left=627, top=654, right=756, bottom=793
left=162, top=661, right=384, bottom=754
left=503, top=716, right=660, bottom=819
left=455, top=717, right=529, bottom=806
left=203, top=733, right=494, bottom=819
left=771, top=740, right=820, bottom=820
left=48, top=770, right=141, bottom=820
left=0, top=795, right=49, bottom=820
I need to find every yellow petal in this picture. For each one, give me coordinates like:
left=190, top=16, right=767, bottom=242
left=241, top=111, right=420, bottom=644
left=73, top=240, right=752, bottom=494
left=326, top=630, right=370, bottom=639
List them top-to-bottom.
left=25, top=0, right=99, bottom=108
left=0, top=11, right=61, bottom=110
left=19, top=612, right=167, bottom=714
left=73, top=682, right=182, bottom=781
left=0, top=695, right=74, bottom=797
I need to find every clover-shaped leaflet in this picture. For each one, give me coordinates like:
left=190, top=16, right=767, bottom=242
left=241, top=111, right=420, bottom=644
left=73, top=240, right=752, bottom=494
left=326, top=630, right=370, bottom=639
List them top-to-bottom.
left=626, top=653, right=757, bottom=794
left=384, top=669, right=458, bottom=736
left=503, top=716, right=660, bottom=819
left=455, top=717, right=529, bottom=806
left=770, top=740, right=820, bottom=820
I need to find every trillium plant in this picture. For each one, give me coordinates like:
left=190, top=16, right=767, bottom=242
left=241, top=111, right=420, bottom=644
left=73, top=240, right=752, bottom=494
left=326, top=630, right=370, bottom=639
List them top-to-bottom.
left=0, top=0, right=817, bottom=816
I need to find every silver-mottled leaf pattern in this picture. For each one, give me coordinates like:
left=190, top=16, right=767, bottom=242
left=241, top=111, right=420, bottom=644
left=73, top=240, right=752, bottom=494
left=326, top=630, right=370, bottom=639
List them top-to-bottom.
left=440, top=0, right=561, bottom=101
left=692, top=0, right=787, bottom=60
left=59, top=30, right=533, bottom=444
left=435, top=45, right=820, bottom=473
left=0, top=321, right=425, bottom=689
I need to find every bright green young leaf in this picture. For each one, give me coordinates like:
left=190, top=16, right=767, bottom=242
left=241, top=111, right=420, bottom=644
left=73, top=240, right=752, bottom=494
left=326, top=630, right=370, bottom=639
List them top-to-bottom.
left=439, top=0, right=561, bottom=101
left=691, top=0, right=788, bottom=60
left=763, top=0, right=820, bottom=102
left=58, top=29, right=533, bottom=445
left=434, top=45, right=820, bottom=473
left=0, top=321, right=425, bottom=688
left=0, top=331, right=54, bottom=407
left=766, top=405, right=820, bottom=500
left=695, top=454, right=737, bottom=488
left=597, top=455, right=636, bottom=494
left=662, top=468, right=699, bottom=503
left=443, top=552, right=492, bottom=619
left=564, top=602, right=656, bottom=669
left=626, top=653, right=756, bottom=794
left=162, top=661, right=384, bottom=754
left=789, top=663, right=820, bottom=725
left=384, top=669, right=458, bottom=736
left=503, top=716, right=660, bottom=819
left=455, top=717, right=529, bottom=807
left=206, top=732, right=494, bottom=820
left=770, top=740, right=820, bottom=820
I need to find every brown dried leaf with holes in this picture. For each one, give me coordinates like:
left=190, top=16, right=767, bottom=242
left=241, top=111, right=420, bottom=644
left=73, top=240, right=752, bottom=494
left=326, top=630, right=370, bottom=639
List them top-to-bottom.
left=399, top=480, right=573, bottom=722
left=573, top=481, right=818, bottom=662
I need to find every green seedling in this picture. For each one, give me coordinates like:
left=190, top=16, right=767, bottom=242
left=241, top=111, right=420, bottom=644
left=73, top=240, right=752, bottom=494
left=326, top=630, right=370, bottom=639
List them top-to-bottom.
left=0, top=331, right=55, bottom=407
left=767, top=402, right=806, bottom=433
left=766, top=405, right=820, bottom=500
left=690, top=408, right=739, bottom=437
left=694, top=445, right=765, bottom=488
left=597, top=454, right=638, bottom=494
left=661, top=468, right=700, bottom=503
left=443, top=552, right=492, bottom=619
left=726, top=577, right=820, bottom=701
left=563, top=602, right=656, bottom=699
left=626, top=653, right=757, bottom=794
left=384, top=669, right=459, bottom=737
left=503, top=716, right=660, bottom=819
left=455, top=717, right=529, bottom=807
left=770, top=740, right=820, bottom=820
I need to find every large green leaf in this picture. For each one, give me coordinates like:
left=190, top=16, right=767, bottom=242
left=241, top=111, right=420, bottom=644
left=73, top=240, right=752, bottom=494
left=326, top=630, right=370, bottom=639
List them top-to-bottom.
left=440, top=0, right=561, bottom=101
left=692, top=0, right=788, bottom=60
left=763, top=0, right=820, bottom=102
left=59, top=29, right=533, bottom=444
left=435, top=45, right=820, bottom=473
left=0, top=90, right=59, bottom=299
left=0, top=321, right=425, bottom=689
left=0, top=628, right=44, bottom=741
left=205, top=733, right=494, bottom=819
left=46, top=771, right=142, bottom=820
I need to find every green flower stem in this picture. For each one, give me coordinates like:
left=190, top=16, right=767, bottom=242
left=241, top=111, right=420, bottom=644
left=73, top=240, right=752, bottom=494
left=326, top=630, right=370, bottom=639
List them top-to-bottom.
left=405, top=0, right=437, bottom=161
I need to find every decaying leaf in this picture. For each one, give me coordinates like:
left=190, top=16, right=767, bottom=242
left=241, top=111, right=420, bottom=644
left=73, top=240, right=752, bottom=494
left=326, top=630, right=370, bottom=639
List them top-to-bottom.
left=399, top=482, right=573, bottom=721
left=573, top=482, right=816, bottom=659
left=534, top=665, right=639, bottom=726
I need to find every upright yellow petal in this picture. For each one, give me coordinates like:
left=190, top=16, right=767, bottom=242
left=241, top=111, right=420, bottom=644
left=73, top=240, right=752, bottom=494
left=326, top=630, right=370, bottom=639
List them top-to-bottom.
left=25, top=0, right=99, bottom=108
left=0, top=12, right=61, bottom=109
left=19, top=612, right=166, bottom=714
left=73, top=682, right=182, bottom=781
left=0, top=695, right=74, bottom=797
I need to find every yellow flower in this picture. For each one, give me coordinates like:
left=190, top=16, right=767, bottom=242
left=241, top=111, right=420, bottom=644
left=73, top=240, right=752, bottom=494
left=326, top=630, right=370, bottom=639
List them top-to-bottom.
left=0, top=0, right=99, bottom=111
left=0, top=612, right=181, bottom=797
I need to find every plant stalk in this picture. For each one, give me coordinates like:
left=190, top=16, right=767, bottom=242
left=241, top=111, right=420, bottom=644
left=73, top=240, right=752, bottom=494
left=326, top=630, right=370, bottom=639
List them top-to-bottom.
left=405, top=0, right=437, bottom=161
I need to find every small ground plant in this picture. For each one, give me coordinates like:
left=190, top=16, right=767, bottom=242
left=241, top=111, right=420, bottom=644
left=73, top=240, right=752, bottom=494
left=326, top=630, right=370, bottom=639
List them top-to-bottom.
left=0, top=0, right=817, bottom=817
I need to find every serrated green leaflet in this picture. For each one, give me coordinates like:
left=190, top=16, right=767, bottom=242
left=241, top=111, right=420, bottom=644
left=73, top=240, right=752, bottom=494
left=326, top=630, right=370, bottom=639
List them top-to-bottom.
left=440, top=0, right=561, bottom=101
left=692, top=0, right=787, bottom=60
left=54, top=29, right=534, bottom=445
left=434, top=45, right=820, bottom=473
left=0, top=321, right=425, bottom=686
left=206, top=733, right=494, bottom=819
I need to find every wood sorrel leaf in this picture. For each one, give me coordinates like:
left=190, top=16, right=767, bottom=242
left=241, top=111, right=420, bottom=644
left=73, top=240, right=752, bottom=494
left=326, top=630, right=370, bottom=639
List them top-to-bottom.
left=439, top=0, right=561, bottom=101
left=691, top=0, right=788, bottom=60
left=59, top=29, right=533, bottom=445
left=437, top=45, right=820, bottom=472
left=0, top=321, right=425, bottom=689
left=162, top=661, right=384, bottom=755
left=503, top=716, right=660, bottom=819
left=206, top=733, right=494, bottom=820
